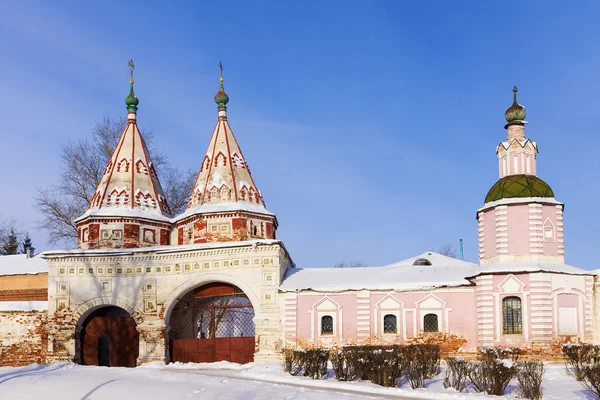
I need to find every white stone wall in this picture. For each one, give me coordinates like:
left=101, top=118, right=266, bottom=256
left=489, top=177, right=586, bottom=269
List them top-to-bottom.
left=44, top=241, right=293, bottom=364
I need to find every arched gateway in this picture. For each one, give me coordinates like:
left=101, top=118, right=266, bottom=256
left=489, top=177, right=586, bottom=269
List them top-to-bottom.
left=168, top=283, right=255, bottom=363
left=79, top=306, right=139, bottom=367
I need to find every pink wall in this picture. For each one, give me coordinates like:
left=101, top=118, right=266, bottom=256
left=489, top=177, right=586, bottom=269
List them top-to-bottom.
left=507, top=205, right=530, bottom=255
left=542, top=205, right=559, bottom=256
left=483, top=210, right=496, bottom=258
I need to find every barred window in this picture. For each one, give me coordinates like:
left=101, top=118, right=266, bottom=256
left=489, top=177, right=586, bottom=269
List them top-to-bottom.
left=503, top=296, right=522, bottom=334
left=423, top=313, right=438, bottom=332
left=383, top=314, right=397, bottom=334
left=321, top=315, right=333, bottom=335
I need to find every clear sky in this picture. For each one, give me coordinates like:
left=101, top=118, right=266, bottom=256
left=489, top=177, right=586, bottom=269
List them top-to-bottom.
left=0, top=1, right=598, bottom=269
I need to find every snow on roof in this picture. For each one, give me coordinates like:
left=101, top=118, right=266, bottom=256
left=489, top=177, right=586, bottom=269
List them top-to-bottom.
left=175, top=201, right=275, bottom=222
left=74, top=206, right=172, bottom=223
left=41, top=239, right=284, bottom=258
left=280, top=252, right=477, bottom=292
left=280, top=252, right=596, bottom=293
left=0, top=254, right=48, bottom=276
left=469, top=261, right=595, bottom=277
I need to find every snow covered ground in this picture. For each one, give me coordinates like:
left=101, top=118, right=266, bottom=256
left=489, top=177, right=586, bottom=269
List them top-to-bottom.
left=0, top=361, right=595, bottom=400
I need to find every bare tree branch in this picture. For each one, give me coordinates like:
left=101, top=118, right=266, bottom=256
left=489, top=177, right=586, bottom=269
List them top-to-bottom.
left=35, top=116, right=196, bottom=247
left=436, top=244, right=458, bottom=258
left=334, top=261, right=367, bottom=268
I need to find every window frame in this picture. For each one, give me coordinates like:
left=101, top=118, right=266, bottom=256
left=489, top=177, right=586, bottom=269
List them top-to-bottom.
left=502, top=296, right=523, bottom=335
left=423, top=313, right=439, bottom=333
left=383, top=314, right=398, bottom=334
left=320, top=315, right=334, bottom=336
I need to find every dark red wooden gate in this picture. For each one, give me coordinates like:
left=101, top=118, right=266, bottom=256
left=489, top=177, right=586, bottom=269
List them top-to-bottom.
left=169, top=283, right=255, bottom=364
left=82, top=315, right=139, bottom=367
left=171, top=337, right=255, bottom=364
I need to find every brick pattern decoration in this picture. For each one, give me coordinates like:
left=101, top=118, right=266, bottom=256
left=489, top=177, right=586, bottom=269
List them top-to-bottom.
left=529, top=273, right=553, bottom=346
left=476, top=275, right=495, bottom=347
left=0, top=288, right=48, bottom=301
left=356, top=292, right=371, bottom=340
left=283, top=293, right=297, bottom=344
left=0, top=311, right=48, bottom=366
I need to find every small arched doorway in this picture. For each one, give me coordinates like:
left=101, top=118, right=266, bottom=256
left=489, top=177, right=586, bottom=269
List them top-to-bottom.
left=169, top=282, right=255, bottom=364
left=80, top=306, right=139, bottom=367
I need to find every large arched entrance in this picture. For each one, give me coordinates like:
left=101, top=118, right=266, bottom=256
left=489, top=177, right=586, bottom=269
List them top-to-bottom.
left=169, top=282, right=255, bottom=364
left=80, top=306, right=139, bottom=367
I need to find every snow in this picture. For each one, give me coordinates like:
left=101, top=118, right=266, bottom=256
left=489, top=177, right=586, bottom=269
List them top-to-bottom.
left=479, top=196, right=563, bottom=209
left=175, top=200, right=275, bottom=221
left=74, top=206, right=171, bottom=223
left=41, top=239, right=283, bottom=257
left=280, top=251, right=595, bottom=293
left=0, top=254, right=48, bottom=276
left=0, top=300, right=47, bottom=311
left=0, top=362, right=592, bottom=400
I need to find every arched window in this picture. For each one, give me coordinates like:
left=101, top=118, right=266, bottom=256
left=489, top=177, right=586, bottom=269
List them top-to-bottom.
left=413, top=258, right=432, bottom=266
left=503, top=296, right=522, bottom=334
left=423, top=313, right=438, bottom=332
left=383, top=314, right=397, bottom=334
left=321, top=315, right=333, bottom=335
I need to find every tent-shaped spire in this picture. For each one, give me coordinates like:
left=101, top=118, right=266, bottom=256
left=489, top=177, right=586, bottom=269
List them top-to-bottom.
left=76, top=60, right=170, bottom=224
left=184, top=64, right=271, bottom=216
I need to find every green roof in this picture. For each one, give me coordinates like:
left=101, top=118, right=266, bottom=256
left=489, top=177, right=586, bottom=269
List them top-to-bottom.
left=485, top=174, right=554, bottom=203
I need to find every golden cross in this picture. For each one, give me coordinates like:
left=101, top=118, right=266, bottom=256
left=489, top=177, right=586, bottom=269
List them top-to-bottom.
left=129, top=59, right=135, bottom=80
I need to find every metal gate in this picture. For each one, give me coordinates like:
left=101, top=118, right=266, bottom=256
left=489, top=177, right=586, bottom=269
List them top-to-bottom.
left=169, top=283, right=255, bottom=364
left=81, top=307, right=139, bottom=367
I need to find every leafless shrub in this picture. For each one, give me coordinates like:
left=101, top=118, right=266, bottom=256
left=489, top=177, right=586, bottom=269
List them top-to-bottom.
left=404, top=344, right=441, bottom=389
left=563, top=344, right=600, bottom=381
left=467, top=347, right=517, bottom=396
left=282, top=348, right=329, bottom=379
left=329, top=348, right=357, bottom=381
left=443, top=357, right=469, bottom=392
left=516, top=360, right=544, bottom=400
left=582, top=364, right=600, bottom=399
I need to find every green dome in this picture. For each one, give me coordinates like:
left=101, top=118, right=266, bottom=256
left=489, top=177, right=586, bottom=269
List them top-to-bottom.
left=214, top=76, right=229, bottom=110
left=125, top=81, right=139, bottom=113
left=505, top=86, right=526, bottom=126
left=485, top=174, right=554, bottom=203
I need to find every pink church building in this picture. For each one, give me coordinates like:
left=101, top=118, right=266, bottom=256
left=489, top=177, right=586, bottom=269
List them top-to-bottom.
left=0, top=66, right=596, bottom=367
left=279, top=86, right=594, bottom=352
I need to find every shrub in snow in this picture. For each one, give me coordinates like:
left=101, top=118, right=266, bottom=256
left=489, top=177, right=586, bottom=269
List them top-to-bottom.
left=562, top=343, right=600, bottom=381
left=404, top=344, right=441, bottom=389
left=331, top=345, right=404, bottom=387
left=467, top=347, right=518, bottom=396
left=282, top=348, right=329, bottom=379
left=443, top=357, right=469, bottom=392
left=516, top=360, right=544, bottom=400
left=582, top=364, right=600, bottom=399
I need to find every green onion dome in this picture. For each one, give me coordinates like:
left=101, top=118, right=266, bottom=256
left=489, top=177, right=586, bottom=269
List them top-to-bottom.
left=214, top=75, right=229, bottom=111
left=125, top=79, right=139, bottom=113
left=505, top=86, right=526, bottom=126
left=485, top=174, right=554, bottom=203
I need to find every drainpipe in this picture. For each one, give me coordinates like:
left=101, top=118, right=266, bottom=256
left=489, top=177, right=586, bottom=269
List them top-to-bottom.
left=459, top=238, right=464, bottom=260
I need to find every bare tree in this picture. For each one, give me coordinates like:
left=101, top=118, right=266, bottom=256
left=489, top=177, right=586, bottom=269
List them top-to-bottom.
left=35, top=117, right=196, bottom=247
left=436, top=244, right=458, bottom=258
left=334, top=261, right=367, bottom=268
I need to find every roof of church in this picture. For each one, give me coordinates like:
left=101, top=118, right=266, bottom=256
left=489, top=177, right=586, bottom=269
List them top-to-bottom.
left=75, top=64, right=170, bottom=223
left=178, top=67, right=273, bottom=220
left=484, top=174, right=554, bottom=204
left=279, top=251, right=595, bottom=292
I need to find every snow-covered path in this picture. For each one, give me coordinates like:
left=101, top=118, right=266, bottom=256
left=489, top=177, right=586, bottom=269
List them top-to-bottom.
left=0, top=362, right=595, bottom=400
left=0, top=363, right=399, bottom=400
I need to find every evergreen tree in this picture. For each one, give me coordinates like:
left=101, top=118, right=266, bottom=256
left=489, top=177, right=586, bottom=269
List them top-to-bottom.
left=3, top=229, right=19, bottom=255
left=20, top=233, right=34, bottom=255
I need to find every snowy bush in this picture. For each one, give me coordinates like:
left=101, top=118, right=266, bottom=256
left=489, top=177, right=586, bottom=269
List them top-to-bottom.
left=562, top=343, right=600, bottom=381
left=404, top=344, right=441, bottom=389
left=331, top=345, right=404, bottom=387
left=467, top=347, right=518, bottom=395
left=282, top=348, right=329, bottom=379
left=329, top=348, right=357, bottom=381
left=443, top=357, right=469, bottom=392
left=516, top=360, right=544, bottom=400
left=582, top=364, right=600, bottom=399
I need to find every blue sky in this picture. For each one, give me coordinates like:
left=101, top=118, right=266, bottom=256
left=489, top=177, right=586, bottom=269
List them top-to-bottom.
left=0, top=1, right=598, bottom=269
